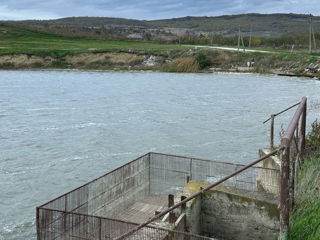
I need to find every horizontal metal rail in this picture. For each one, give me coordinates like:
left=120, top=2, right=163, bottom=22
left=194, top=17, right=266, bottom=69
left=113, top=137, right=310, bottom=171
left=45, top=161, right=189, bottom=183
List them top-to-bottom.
left=281, top=97, right=307, bottom=147
left=263, top=102, right=300, bottom=124
left=114, top=147, right=283, bottom=240
left=150, top=151, right=281, bottom=170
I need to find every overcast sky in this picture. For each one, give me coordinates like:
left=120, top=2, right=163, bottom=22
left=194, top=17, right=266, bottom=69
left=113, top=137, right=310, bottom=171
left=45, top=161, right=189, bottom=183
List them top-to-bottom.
left=0, top=0, right=319, bottom=20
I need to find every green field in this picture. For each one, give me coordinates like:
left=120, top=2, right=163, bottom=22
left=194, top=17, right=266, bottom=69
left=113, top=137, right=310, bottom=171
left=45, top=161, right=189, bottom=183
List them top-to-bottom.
left=0, top=23, right=187, bottom=57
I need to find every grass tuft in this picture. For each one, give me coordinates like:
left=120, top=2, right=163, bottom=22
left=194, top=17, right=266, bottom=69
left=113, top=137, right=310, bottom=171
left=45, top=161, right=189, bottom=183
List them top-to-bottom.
left=164, top=57, right=199, bottom=72
left=289, top=119, right=320, bottom=240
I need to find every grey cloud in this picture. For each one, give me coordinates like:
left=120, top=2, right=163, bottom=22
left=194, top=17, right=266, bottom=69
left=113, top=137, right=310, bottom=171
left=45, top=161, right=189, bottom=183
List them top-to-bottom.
left=0, top=0, right=319, bottom=20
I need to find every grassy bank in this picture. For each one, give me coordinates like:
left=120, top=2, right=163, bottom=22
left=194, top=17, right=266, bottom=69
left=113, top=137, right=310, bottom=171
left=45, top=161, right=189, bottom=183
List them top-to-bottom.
left=0, top=23, right=319, bottom=77
left=289, top=120, right=320, bottom=240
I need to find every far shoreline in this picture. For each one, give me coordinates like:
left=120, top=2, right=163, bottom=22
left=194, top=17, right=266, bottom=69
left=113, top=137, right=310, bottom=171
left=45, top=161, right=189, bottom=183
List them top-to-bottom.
left=0, top=66, right=318, bottom=81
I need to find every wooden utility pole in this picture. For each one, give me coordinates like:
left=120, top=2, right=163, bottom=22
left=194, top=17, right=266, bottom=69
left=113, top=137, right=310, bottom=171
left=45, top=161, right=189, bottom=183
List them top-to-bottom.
left=309, top=14, right=312, bottom=54
left=249, top=24, right=252, bottom=48
left=312, top=24, right=317, bottom=50
left=237, top=25, right=245, bottom=52
left=238, top=25, right=241, bottom=50
left=211, top=32, right=214, bottom=45
left=241, top=32, right=245, bottom=52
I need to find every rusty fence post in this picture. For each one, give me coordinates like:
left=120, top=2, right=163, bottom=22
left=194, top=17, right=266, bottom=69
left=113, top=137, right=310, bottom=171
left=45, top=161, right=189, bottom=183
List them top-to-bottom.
left=270, top=114, right=275, bottom=149
left=280, top=141, right=290, bottom=240
left=190, top=158, right=193, bottom=181
left=186, top=176, right=190, bottom=183
left=168, top=194, right=174, bottom=208
left=181, top=196, right=187, bottom=210
left=36, top=207, right=40, bottom=240
left=169, top=212, right=176, bottom=223
left=99, top=218, right=102, bottom=240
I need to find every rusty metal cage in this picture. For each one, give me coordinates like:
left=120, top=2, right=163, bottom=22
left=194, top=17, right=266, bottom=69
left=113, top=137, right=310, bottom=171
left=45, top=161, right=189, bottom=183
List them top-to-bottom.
left=37, top=152, right=280, bottom=240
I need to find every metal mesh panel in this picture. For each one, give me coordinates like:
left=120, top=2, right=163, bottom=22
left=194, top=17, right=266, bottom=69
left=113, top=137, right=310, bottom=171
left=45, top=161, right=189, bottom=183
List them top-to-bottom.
left=149, top=152, right=280, bottom=194
left=41, top=154, right=150, bottom=216
left=149, top=154, right=190, bottom=195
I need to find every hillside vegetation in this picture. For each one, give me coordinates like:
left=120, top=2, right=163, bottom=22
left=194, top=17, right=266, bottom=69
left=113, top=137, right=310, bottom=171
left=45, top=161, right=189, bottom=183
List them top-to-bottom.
left=14, top=13, right=320, bottom=37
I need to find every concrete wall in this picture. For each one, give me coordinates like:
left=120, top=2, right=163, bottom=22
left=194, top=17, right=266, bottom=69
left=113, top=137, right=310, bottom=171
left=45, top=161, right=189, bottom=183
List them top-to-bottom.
left=257, top=148, right=280, bottom=195
left=174, top=182, right=280, bottom=240
left=201, top=188, right=280, bottom=240
left=185, top=196, right=202, bottom=235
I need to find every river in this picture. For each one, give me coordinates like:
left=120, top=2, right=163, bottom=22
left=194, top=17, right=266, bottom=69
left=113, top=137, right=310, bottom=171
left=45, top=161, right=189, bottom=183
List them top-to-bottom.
left=1, top=70, right=320, bottom=239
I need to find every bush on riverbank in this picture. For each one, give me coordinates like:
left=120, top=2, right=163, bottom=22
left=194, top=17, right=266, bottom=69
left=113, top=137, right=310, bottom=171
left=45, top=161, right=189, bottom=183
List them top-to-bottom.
left=195, top=52, right=212, bottom=69
left=289, top=120, right=320, bottom=240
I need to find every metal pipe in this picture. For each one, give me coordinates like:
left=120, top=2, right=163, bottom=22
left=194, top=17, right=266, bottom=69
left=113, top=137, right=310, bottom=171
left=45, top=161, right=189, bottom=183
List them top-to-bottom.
left=281, top=97, right=307, bottom=148
left=301, top=101, right=307, bottom=158
left=263, top=102, right=300, bottom=124
left=270, top=114, right=275, bottom=149
left=280, top=146, right=290, bottom=240
left=114, top=148, right=282, bottom=240
left=149, top=152, right=279, bottom=170
left=36, top=207, right=40, bottom=240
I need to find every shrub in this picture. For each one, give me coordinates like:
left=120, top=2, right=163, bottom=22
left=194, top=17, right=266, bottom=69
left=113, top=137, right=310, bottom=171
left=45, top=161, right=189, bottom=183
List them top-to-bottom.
left=195, top=52, right=212, bottom=69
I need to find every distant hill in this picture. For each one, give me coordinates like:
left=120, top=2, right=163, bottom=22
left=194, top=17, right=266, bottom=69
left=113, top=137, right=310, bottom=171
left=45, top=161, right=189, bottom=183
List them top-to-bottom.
left=12, top=13, right=320, bottom=38
left=150, top=13, right=320, bottom=37
left=20, top=17, right=150, bottom=28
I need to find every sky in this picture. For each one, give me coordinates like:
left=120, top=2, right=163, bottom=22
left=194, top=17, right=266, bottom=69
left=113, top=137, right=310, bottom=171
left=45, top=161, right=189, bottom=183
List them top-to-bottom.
left=0, top=0, right=319, bottom=20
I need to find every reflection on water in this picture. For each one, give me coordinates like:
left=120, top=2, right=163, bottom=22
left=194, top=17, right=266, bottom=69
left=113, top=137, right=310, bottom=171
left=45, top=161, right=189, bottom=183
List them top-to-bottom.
left=0, top=70, right=320, bottom=239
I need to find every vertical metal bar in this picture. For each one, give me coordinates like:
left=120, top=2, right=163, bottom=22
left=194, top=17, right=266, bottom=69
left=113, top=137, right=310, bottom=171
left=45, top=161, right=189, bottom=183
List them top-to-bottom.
left=301, top=101, right=307, bottom=158
left=270, top=114, right=275, bottom=149
left=290, top=126, right=299, bottom=210
left=280, top=146, right=290, bottom=240
left=148, top=153, right=151, bottom=195
left=290, top=155, right=295, bottom=211
left=190, top=158, right=193, bottom=181
left=187, top=176, right=190, bottom=183
left=168, top=194, right=174, bottom=208
left=64, top=195, right=67, bottom=235
left=181, top=196, right=187, bottom=210
left=36, top=207, right=40, bottom=240
left=169, top=212, right=176, bottom=223
left=99, top=217, right=102, bottom=240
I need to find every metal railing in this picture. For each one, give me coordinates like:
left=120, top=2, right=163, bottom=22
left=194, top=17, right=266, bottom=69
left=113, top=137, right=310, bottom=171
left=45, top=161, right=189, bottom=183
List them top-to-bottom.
left=37, top=152, right=280, bottom=240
